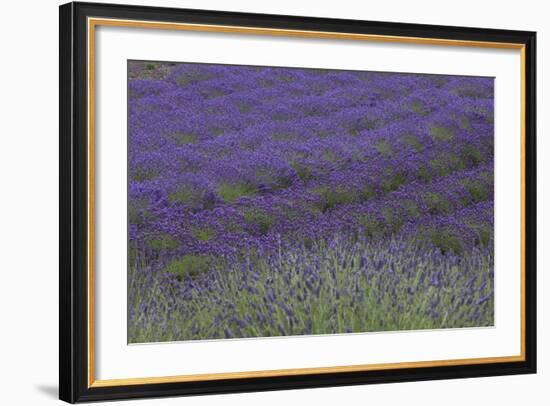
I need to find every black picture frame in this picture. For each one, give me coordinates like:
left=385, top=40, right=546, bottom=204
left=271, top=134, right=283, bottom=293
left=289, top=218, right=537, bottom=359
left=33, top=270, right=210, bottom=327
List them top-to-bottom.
left=59, top=1, right=537, bottom=403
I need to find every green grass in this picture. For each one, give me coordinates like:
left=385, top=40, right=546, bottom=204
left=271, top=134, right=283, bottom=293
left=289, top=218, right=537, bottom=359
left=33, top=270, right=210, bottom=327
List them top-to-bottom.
left=175, top=71, right=213, bottom=86
left=410, top=100, right=430, bottom=116
left=238, top=103, right=252, bottom=113
left=458, top=115, right=473, bottom=131
left=347, top=117, right=379, bottom=136
left=429, top=125, right=455, bottom=142
left=211, top=127, right=225, bottom=136
left=172, top=132, right=197, bottom=145
left=272, top=132, right=297, bottom=141
left=401, top=133, right=424, bottom=152
left=374, top=139, right=393, bottom=157
left=460, top=144, right=484, bottom=166
left=323, top=150, right=340, bottom=162
left=429, top=152, right=465, bottom=177
left=290, top=161, right=313, bottom=182
left=417, top=166, right=433, bottom=183
left=130, top=167, right=158, bottom=182
left=381, top=172, right=407, bottom=193
left=461, top=179, right=490, bottom=203
left=217, top=182, right=257, bottom=203
left=361, top=185, right=376, bottom=201
left=168, top=186, right=196, bottom=205
left=168, top=186, right=215, bottom=211
left=312, top=186, right=358, bottom=213
left=423, top=192, right=452, bottom=215
left=128, top=199, right=153, bottom=225
left=402, top=199, right=421, bottom=218
left=381, top=208, right=405, bottom=234
left=244, top=209, right=275, bottom=235
left=357, top=215, right=383, bottom=239
left=466, top=221, right=493, bottom=246
left=191, top=227, right=216, bottom=241
left=418, top=228, right=464, bottom=255
left=145, top=233, right=179, bottom=251
left=164, top=254, right=213, bottom=281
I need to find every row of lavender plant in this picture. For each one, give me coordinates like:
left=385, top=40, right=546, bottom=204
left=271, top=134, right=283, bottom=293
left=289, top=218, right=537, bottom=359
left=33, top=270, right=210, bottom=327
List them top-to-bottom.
left=128, top=232, right=493, bottom=342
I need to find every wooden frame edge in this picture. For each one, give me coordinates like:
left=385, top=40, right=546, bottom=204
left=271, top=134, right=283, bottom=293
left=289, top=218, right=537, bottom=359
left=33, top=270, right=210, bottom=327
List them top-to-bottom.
left=59, top=2, right=536, bottom=402
left=86, top=16, right=528, bottom=389
left=89, top=17, right=525, bottom=49
left=89, top=355, right=525, bottom=388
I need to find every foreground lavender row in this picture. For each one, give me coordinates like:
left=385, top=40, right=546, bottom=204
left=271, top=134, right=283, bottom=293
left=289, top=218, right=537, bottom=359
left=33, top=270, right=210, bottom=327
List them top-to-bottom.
left=128, top=61, right=494, bottom=343
left=129, top=234, right=493, bottom=341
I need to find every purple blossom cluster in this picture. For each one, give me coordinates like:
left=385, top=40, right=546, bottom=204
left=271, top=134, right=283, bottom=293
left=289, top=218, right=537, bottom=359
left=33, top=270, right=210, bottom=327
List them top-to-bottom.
left=127, top=61, right=494, bottom=342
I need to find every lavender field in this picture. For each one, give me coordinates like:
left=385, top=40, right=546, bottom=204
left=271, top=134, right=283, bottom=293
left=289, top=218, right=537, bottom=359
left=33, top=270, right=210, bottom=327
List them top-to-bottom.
left=127, top=61, right=494, bottom=343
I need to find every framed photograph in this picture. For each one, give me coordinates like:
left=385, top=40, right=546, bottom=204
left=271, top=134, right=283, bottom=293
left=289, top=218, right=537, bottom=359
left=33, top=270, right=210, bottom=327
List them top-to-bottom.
left=59, top=1, right=536, bottom=403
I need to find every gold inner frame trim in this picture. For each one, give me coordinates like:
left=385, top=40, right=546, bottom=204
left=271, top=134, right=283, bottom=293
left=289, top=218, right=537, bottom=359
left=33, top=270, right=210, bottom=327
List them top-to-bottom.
left=87, top=17, right=527, bottom=388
